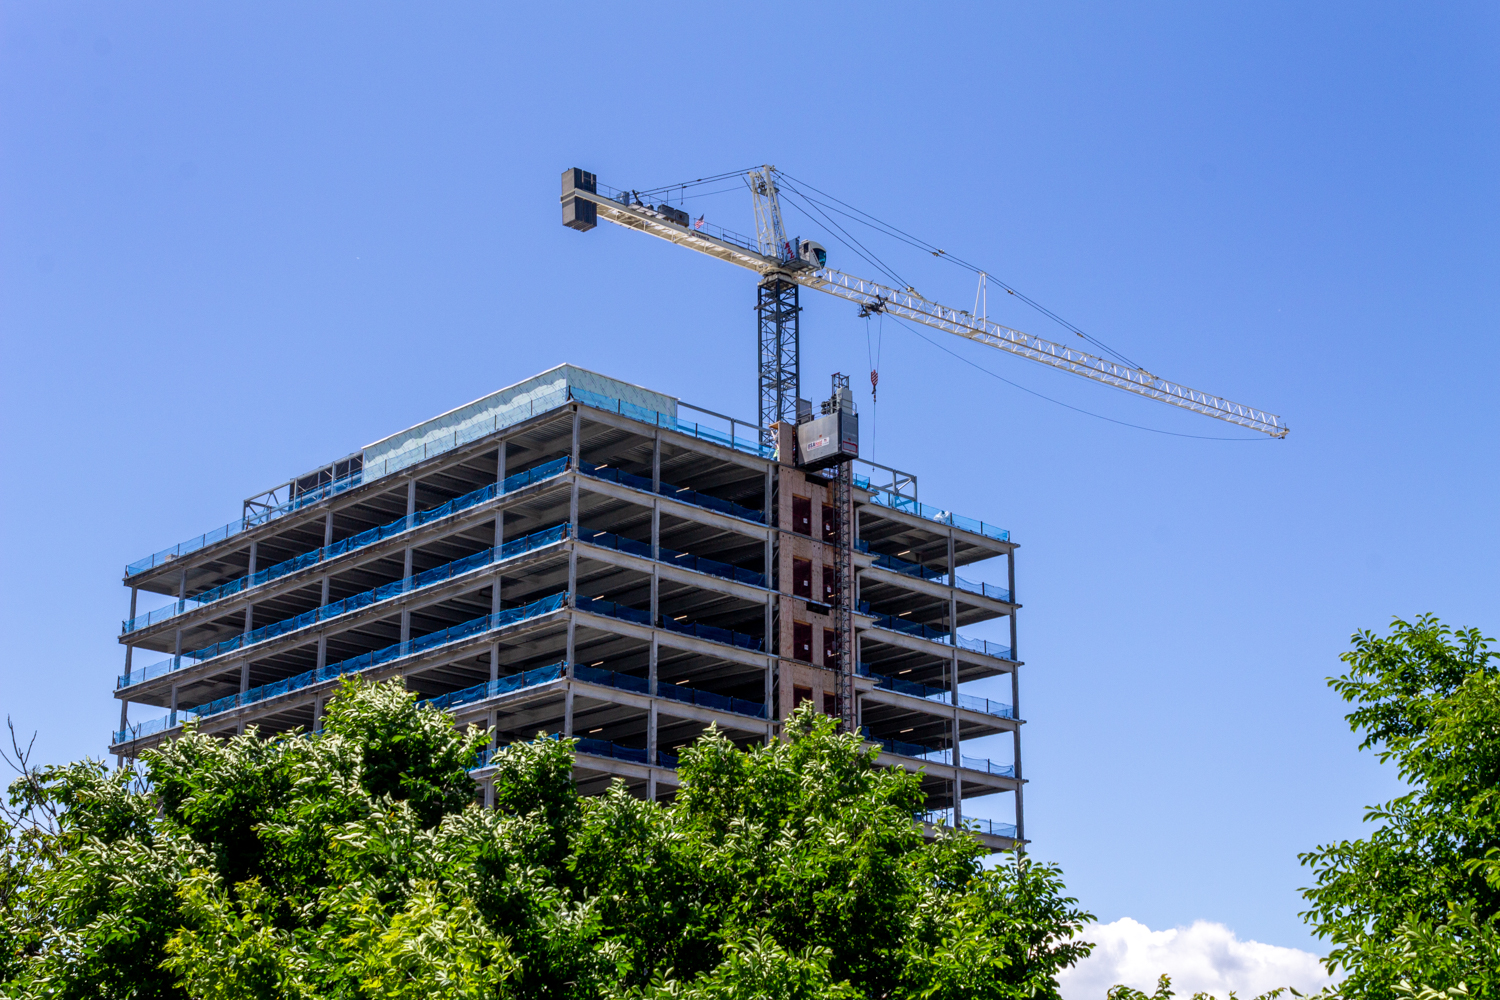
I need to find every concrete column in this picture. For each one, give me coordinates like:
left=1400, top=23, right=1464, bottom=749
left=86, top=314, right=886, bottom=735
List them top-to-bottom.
left=494, top=442, right=506, bottom=552
left=403, top=478, right=416, bottom=588
left=323, top=511, right=334, bottom=548
left=243, top=543, right=256, bottom=634
left=1008, top=546, right=1016, bottom=605
left=321, top=575, right=330, bottom=605
left=400, top=606, right=411, bottom=645
left=316, top=633, right=327, bottom=671
left=489, top=641, right=499, bottom=683
left=952, top=649, right=963, bottom=825
left=240, top=659, right=250, bottom=695
left=1012, top=664, right=1024, bottom=849
left=169, top=683, right=178, bottom=714
left=313, top=695, right=324, bottom=732
left=647, top=701, right=659, bottom=799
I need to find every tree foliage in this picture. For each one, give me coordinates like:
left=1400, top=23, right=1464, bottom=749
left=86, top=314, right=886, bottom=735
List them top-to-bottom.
left=1299, top=615, right=1500, bottom=999
left=1, top=678, right=1091, bottom=999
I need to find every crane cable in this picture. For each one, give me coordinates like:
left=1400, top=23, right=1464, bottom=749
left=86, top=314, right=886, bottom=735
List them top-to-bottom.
left=776, top=171, right=1146, bottom=372
left=865, top=311, right=884, bottom=459
left=885, top=313, right=1266, bottom=442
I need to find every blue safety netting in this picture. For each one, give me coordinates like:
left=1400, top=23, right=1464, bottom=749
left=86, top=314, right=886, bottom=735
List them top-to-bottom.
left=568, top=387, right=774, bottom=460
left=123, top=458, right=571, bottom=633
left=579, top=461, right=764, bottom=524
left=125, top=470, right=365, bottom=578
left=862, top=487, right=1010, bottom=543
left=169, top=524, right=568, bottom=669
left=119, top=525, right=569, bottom=689
left=583, top=530, right=766, bottom=588
left=113, top=591, right=569, bottom=745
left=424, top=663, right=566, bottom=713
left=573, top=665, right=766, bottom=720
left=868, top=672, right=1012, bottom=719
left=918, top=810, right=1017, bottom=839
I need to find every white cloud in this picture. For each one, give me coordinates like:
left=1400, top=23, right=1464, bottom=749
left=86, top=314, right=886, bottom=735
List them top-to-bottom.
left=1057, top=918, right=1335, bottom=999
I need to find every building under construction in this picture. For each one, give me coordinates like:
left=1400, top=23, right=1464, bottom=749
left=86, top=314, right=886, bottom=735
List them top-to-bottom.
left=112, top=364, right=1023, bottom=847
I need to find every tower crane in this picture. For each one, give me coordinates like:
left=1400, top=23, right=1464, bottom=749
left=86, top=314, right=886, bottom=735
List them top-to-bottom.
left=561, top=164, right=1287, bottom=736
left=560, top=165, right=1289, bottom=441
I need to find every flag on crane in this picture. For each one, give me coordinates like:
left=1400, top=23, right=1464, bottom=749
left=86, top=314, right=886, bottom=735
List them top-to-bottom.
left=693, top=215, right=705, bottom=230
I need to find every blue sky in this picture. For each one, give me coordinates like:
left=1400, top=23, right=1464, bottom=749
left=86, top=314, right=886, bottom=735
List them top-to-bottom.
left=2, top=1, right=1496, bottom=970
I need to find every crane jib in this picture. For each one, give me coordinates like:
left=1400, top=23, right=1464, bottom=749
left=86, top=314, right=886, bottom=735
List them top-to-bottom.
left=561, top=175, right=1288, bottom=439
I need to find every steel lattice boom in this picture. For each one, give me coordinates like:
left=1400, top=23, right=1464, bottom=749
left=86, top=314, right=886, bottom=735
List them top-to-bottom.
left=560, top=168, right=1288, bottom=439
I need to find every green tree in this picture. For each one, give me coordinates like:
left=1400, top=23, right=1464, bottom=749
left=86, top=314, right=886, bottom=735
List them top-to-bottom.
left=1299, top=615, right=1500, bottom=999
left=1, top=679, right=1092, bottom=999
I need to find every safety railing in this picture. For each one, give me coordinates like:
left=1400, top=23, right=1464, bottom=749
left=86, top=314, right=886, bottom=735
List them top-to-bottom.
left=124, top=381, right=771, bottom=580
left=569, top=386, right=775, bottom=460
left=123, top=458, right=571, bottom=634
left=579, top=461, right=765, bottom=524
left=124, top=470, right=364, bottom=578
left=864, top=489, right=1009, bottom=543
left=121, top=524, right=570, bottom=686
left=583, top=530, right=766, bottom=588
left=871, top=552, right=947, bottom=582
left=865, top=554, right=1011, bottom=604
left=955, top=576, right=1012, bottom=603
left=112, top=593, right=569, bottom=745
left=584, top=597, right=654, bottom=627
left=582, top=600, right=763, bottom=653
left=870, top=612, right=950, bottom=644
left=658, top=615, right=764, bottom=651
left=866, top=615, right=1012, bottom=662
left=955, top=635, right=1013, bottom=661
left=423, top=663, right=566, bottom=713
left=573, top=664, right=651, bottom=695
left=571, top=665, right=765, bottom=719
left=867, top=672, right=1013, bottom=719
left=872, top=672, right=948, bottom=702
left=654, top=679, right=766, bottom=719
left=956, top=693, right=1014, bottom=718
left=865, top=733, right=1015, bottom=777
left=869, top=734, right=952, bottom=766
left=575, top=737, right=650, bottom=766
left=657, top=749, right=679, bottom=769
left=960, top=756, right=1016, bottom=778
left=918, top=810, right=1018, bottom=840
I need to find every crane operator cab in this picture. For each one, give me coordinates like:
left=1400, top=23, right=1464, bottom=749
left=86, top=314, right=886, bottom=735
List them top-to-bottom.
left=798, top=240, right=827, bottom=269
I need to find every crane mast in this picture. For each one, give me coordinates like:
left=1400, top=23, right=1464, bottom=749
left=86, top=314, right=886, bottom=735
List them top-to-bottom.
left=559, top=165, right=1289, bottom=440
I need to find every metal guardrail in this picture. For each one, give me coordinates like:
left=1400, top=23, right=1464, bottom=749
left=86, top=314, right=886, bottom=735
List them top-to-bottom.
left=123, top=382, right=771, bottom=580
left=123, top=459, right=571, bottom=633
left=579, top=461, right=765, bottom=524
left=864, top=488, right=1009, bottom=543
left=119, top=524, right=571, bottom=688
left=584, top=530, right=766, bottom=588
left=867, top=553, right=1012, bottom=604
left=112, top=592, right=569, bottom=746
left=586, top=599, right=765, bottom=652
left=867, top=614, right=1012, bottom=662
left=423, top=663, right=566, bottom=713
left=573, top=665, right=766, bottom=719
left=869, top=673, right=1013, bottom=719
left=918, top=810, right=1018, bottom=839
